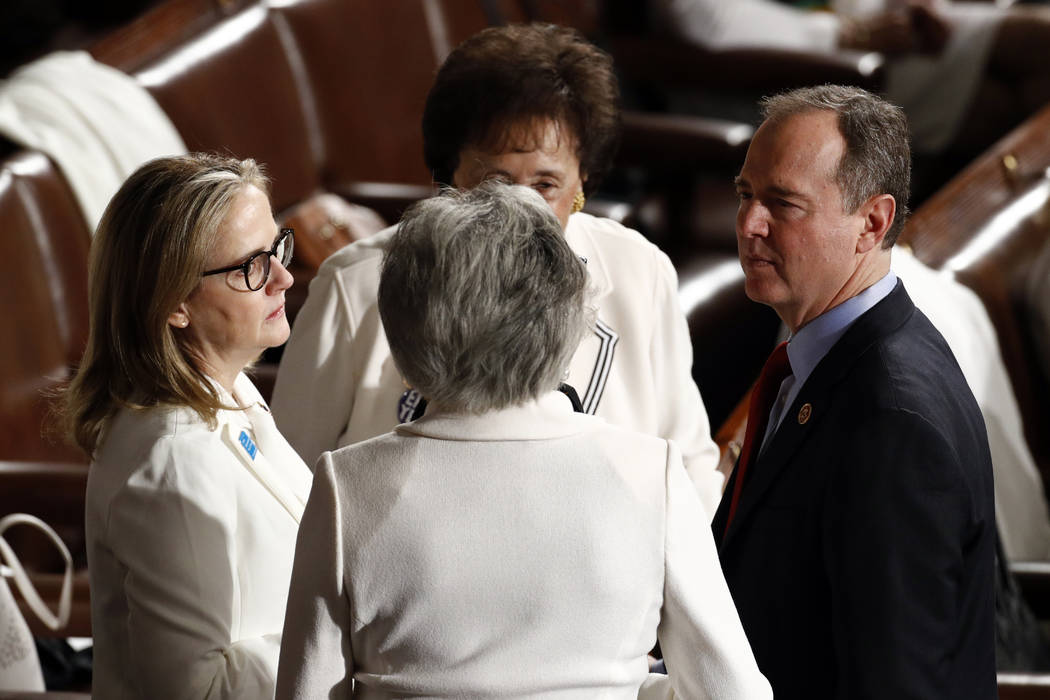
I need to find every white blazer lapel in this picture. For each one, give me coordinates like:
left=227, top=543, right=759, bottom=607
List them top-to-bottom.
left=220, top=414, right=307, bottom=524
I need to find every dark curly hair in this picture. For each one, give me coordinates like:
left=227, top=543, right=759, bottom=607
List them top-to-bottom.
left=422, top=23, right=621, bottom=196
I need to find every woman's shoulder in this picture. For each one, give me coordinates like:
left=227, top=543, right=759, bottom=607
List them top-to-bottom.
left=566, top=211, right=653, bottom=248
left=566, top=212, right=670, bottom=275
left=104, top=401, right=211, bottom=445
left=91, top=402, right=226, bottom=495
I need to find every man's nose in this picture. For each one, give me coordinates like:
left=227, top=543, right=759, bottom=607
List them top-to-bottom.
left=737, top=200, right=769, bottom=238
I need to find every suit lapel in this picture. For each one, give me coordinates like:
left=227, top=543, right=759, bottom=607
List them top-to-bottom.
left=719, top=282, right=917, bottom=551
left=720, top=397, right=815, bottom=549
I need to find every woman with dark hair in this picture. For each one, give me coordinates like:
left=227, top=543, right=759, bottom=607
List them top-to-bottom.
left=272, top=23, right=724, bottom=512
left=61, top=154, right=311, bottom=698
left=276, top=183, right=771, bottom=698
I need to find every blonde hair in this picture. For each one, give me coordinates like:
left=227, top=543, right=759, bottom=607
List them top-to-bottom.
left=61, top=153, right=268, bottom=456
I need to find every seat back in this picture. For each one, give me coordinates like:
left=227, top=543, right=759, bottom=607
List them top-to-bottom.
left=272, top=0, right=463, bottom=189
left=94, top=1, right=322, bottom=213
left=0, top=152, right=91, bottom=463
left=678, top=254, right=780, bottom=432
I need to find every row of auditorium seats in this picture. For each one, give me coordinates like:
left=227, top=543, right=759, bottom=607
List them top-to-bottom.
left=0, top=0, right=1048, bottom=696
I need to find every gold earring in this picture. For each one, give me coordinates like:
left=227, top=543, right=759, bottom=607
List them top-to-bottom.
left=571, top=191, right=585, bottom=214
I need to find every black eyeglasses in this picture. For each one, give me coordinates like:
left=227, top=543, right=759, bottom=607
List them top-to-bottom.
left=202, top=228, right=294, bottom=291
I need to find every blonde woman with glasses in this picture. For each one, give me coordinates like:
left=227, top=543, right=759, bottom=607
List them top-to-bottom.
left=60, top=153, right=311, bottom=699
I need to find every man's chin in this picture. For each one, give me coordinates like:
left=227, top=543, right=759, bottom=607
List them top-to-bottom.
left=743, top=277, right=782, bottom=307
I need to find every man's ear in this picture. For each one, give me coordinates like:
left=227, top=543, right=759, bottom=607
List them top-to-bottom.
left=857, top=193, right=895, bottom=254
left=168, top=303, right=190, bottom=329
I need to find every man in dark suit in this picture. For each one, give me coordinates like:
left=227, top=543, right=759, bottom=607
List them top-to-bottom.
left=713, top=85, right=996, bottom=698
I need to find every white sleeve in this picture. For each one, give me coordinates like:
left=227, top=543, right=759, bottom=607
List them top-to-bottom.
left=655, top=0, right=841, bottom=51
left=650, top=249, right=724, bottom=513
left=271, top=267, right=358, bottom=468
left=642, top=442, right=772, bottom=700
left=107, top=444, right=280, bottom=699
left=276, top=456, right=353, bottom=699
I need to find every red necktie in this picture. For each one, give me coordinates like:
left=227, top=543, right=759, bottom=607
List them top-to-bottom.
left=724, top=341, right=791, bottom=537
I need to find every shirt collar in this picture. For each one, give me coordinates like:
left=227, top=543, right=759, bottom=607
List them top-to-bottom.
left=786, top=272, right=898, bottom=388
left=395, top=390, right=602, bottom=442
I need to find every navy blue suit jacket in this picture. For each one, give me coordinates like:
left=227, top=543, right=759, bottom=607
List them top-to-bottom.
left=712, top=281, right=996, bottom=699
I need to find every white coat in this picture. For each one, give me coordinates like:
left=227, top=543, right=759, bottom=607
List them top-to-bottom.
left=271, top=212, right=724, bottom=512
left=893, top=247, right=1050, bottom=560
left=86, top=372, right=313, bottom=700
left=275, top=392, right=772, bottom=699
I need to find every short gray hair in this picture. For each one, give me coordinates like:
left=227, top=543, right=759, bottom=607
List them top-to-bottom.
left=761, top=85, right=911, bottom=247
left=379, top=181, right=590, bottom=413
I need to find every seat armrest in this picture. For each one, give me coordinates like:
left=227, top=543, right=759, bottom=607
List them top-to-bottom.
left=610, top=35, right=885, bottom=93
left=619, top=111, right=753, bottom=169
left=330, top=182, right=437, bottom=227
left=0, top=461, right=87, bottom=532
left=1012, top=561, right=1050, bottom=619
left=998, top=673, right=1050, bottom=699
left=0, top=693, right=92, bottom=699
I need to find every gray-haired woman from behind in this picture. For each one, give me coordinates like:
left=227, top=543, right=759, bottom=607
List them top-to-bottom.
left=275, top=182, right=770, bottom=698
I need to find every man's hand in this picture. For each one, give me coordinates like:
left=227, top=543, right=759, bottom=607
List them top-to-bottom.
left=839, top=2, right=950, bottom=55
left=910, top=2, right=951, bottom=54
left=840, top=10, right=914, bottom=54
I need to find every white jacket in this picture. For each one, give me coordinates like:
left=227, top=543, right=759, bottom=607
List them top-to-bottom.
left=271, top=212, right=723, bottom=511
left=893, top=248, right=1050, bottom=560
left=87, top=372, right=312, bottom=700
left=276, top=392, right=771, bottom=699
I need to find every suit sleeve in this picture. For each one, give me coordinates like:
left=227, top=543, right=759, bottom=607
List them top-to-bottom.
left=649, top=249, right=724, bottom=513
left=271, top=266, right=358, bottom=468
left=824, top=409, right=982, bottom=699
left=105, top=441, right=280, bottom=700
left=642, top=441, right=772, bottom=700
left=276, top=455, right=353, bottom=699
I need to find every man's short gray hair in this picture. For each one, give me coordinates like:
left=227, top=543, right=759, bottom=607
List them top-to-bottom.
left=761, top=85, right=911, bottom=247
left=379, top=181, right=591, bottom=413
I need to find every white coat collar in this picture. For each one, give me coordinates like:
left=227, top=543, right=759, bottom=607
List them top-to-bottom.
left=565, top=212, right=613, bottom=302
left=213, top=373, right=309, bottom=523
left=395, top=391, right=605, bottom=442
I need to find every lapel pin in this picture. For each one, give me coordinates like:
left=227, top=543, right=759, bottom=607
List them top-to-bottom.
left=798, top=403, right=812, bottom=425
left=237, top=428, right=258, bottom=460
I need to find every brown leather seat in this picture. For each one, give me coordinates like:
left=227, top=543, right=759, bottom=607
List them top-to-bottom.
left=93, top=3, right=321, bottom=213
left=0, top=152, right=90, bottom=464
left=678, top=253, right=780, bottom=433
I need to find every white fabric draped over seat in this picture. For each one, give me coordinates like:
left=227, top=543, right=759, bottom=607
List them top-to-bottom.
left=0, top=50, right=186, bottom=231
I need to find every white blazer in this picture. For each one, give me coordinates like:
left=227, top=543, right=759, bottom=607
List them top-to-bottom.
left=271, top=213, right=724, bottom=512
left=87, top=372, right=313, bottom=700
left=276, top=392, right=771, bottom=699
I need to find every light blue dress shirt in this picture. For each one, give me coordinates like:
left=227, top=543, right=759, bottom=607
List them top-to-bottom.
left=761, top=272, right=899, bottom=451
